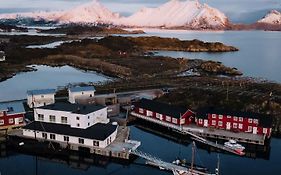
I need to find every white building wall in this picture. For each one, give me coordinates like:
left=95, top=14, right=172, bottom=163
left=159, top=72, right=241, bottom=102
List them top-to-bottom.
left=68, top=90, right=95, bottom=104
left=27, top=94, right=55, bottom=108
left=34, top=107, right=109, bottom=129
left=22, top=127, right=118, bottom=149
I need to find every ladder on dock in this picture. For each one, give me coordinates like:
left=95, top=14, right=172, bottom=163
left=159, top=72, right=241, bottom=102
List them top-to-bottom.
left=131, top=149, right=215, bottom=175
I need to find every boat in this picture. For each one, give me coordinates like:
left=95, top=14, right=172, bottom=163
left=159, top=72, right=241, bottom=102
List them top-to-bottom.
left=224, top=140, right=245, bottom=154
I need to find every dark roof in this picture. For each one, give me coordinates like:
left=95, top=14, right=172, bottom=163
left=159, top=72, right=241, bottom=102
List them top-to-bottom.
left=69, top=86, right=96, bottom=93
left=27, top=89, right=56, bottom=96
left=134, top=98, right=189, bottom=118
left=0, top=101, right=25, bottom=115
left=38, top=102, right=106, bottom=115
left=197, top=107, right=273, bottom=128
left=23, top=121, right=117, bottom=141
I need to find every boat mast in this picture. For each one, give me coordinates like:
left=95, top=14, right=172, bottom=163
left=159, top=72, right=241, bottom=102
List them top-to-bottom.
left=191, top=141, right=195, bottom=174
left=216, top=154, right=220, bottom=175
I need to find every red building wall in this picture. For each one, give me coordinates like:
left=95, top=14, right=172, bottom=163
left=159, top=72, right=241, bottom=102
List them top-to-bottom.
left=0, top=111, right=25, bottom=128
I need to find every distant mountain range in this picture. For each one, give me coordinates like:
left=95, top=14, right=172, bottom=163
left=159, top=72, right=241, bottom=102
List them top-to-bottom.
left=0, top=0, right=280, bottom=31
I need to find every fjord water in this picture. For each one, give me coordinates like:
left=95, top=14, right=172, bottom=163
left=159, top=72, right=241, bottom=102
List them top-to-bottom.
left=132, top=29, right=281, bottom=82
left=1, top=30, right=281, bottom=175
left=0, top=65, right=110, bottom=101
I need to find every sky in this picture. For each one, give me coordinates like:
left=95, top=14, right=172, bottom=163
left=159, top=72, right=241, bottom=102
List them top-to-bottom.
left=0, top=0, right=280, bottom=23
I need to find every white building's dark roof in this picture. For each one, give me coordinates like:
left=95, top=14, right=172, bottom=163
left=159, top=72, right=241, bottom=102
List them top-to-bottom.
left=69, top=86, right=96, bottom=93
left=27, top=89, right=56, bottom=96
left=0, top=101, right=25, bottom=115
left=38, top=102, right=106, bottom=115
left=24, top=121, right=117, bottom=141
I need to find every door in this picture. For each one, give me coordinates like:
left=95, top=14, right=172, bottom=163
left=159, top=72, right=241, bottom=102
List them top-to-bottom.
left=15, top=118, right=19, bottom=125
left=203, top=120, right=208, bottom=127
left=226, top=122, right=231, bottom=130
left=253, top=127, right=258, bottom=134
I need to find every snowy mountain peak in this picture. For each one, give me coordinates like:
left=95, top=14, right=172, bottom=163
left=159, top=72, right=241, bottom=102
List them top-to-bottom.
left=117, top=0, right=228, bottom=29
left=258, top=10, right=281, bottom=25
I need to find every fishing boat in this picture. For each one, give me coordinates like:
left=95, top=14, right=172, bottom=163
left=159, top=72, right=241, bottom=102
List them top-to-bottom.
left=224, top=140, right=245, bottom=155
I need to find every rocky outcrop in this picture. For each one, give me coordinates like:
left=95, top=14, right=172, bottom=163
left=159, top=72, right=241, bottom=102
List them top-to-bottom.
left=199, top=61, right=242, bottom=76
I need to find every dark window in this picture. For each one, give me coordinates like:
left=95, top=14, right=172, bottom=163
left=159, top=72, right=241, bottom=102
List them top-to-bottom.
left=90, top=94, right=92, bottom=97
left=76, top=117, right=80, bottom=120
left=77, top=123, right=80, bottom=127
left=88, top=123, right=90, bottom=126
left=42, top=133, right=47, bottom=139
left=50, top=134, right=56, bottom=140
left=64, top=136, right=69, bottom=142
left=79, top=138, right=84, bottom=144
left=93, top=141, right=99, bottom=147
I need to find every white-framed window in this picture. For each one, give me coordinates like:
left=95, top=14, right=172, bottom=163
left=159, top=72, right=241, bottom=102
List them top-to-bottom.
left=139, top=108, right=144, bottom=114
left=147, top=110, right=153, bottom=117
left=0, top=111, right=4, bottom=117
left=156, top=113, right=162, bottom=119
left=38, top=114, right=44, bottom=121
left=212, top=114, right=216, bottom=119
left=49, top=115, right=56, bottom=122
left=219, top=115, right=223, bottom=119
left=227, top=115, right=232, bottom=119
left=61, top=116, right=67, bottom=124
left=166, top=116, right=171, bottom=122
left=233, top=116, right=238, bottom=121
left=18, top=117, right=23, bottom=123
left=239, top=117, right=243, bottom=122
left=9, top=118, right=14, bottom=124
left=172, top=118, right=178, bottom=124
left=248, top=118, right=253, bottom=123
left=0, top=119, right=4, bottom=125
left=199, top=119, right=203, bottom=124
left=253, top=119, right=258, bottom=124
left=212, top=120, right=216, bottom=126
left=218, top=121, right=223, bottom=127
left=233, top=123, right=238, bottom=129
left=238, top=123, right=243, bottom=129
left=248, top=126, right=253, bottom=132
left=263, top=128, right=267, bottom=134
left=42, top=133, right=47, bottom=139
left=50, top=134, right=56, bottom=140
left=64, top=136, right=69, bottom=142
left=93, top=141, right=99, bottom=147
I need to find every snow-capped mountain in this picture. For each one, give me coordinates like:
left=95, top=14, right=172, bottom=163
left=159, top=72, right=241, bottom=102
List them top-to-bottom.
left=0, top=0, right=119, bottom=24
left=117, top=0, right=229, bottom=29
left=257, top=10, right=281, bottom=25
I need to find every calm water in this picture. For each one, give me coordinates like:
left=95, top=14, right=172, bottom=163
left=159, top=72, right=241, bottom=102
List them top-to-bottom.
left=124, top=29, right=281, bottom=82
left=1, top=30, right=281, bottom=175
left=0, top=65, right=110, bottom=101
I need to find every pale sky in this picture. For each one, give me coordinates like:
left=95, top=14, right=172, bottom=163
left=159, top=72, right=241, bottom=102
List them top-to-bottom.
left=0, top=0, right=280, bottom=23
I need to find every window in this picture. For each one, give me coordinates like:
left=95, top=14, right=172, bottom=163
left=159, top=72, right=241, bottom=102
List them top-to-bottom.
left=90, top=94, right=93, bottom=97
left=41, top=95, right=44, bottom=98
left=139, top=108, right=144, bottom=114
left=147, top=110, right=153, bottom=117
left=0, top=111, right=4, bottom=117
left=156, top=113, right=162, bottom=119
left=38, top=114, right=44, bottom=121
left=212, top=114, right=216, bottom=119
left=49, top=115, right=56, bottom=122
left=219, top=115, right=223, bottom=119
left=227, top=115, right=231, bottom=119
left=61, top=116, right=67, bottom=124
left=88, top=116, right=90, bottom=119
left=166, top=116, right=171, bottom=122
left=233, top=116, right=238, bottom=121
left=18, top=117, right=23, bottom=123
left=76, top=117, right=80, bottom=120
left=239, top=117, right=243, bottom=122
left=9, top=118, right=14, bottom=124
left=172, top=118, right=177, bottom=124
left=248, top=118, right=253, bottom=123
left=0, top=119, right=4, bottom=125
left=199, top=119, right=203, bottom=124
left=253, top=119, right=258, bottom=124
left=212, top=120, right=216, bottom=126
left=218, top=121, right=223, bottom=127
left=77, top=123, right=80, bottom=127
left=88, top=123, right=90, bottom=126
left=233, top=123, right=238, bottom=129
left=239, top=123, right=243, bottom=129
left=248, top=126, right=253, bottom=132
left=263, top=128, right=267, bottom=134
left=42, top=133, right=47, bottom=139
left=50, top=134, right=56, bottom=140
left=64, top=136, right=69, bottom=142
left=93, top=141, right=99, bottom=147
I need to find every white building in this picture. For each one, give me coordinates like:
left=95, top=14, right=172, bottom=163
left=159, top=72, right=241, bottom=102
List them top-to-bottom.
left=68, top=86, right=96, bottom=104
left=27, top=89, right=56, bottom=108
left=22, top=102, right=118, bottom=149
